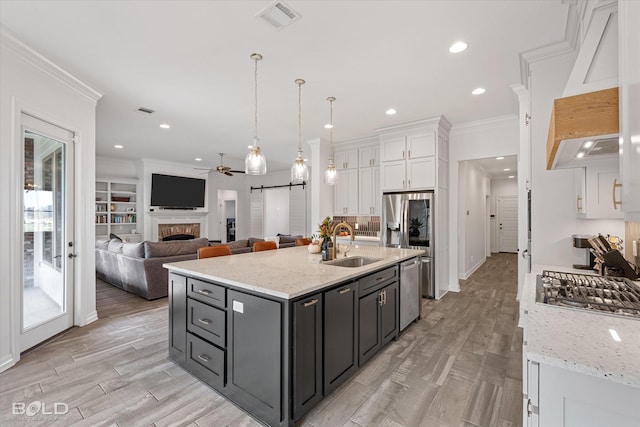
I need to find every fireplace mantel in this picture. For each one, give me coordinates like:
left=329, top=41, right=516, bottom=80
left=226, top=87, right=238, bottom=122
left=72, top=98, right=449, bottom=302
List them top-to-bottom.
left=148, top=210, right=208, bottom=217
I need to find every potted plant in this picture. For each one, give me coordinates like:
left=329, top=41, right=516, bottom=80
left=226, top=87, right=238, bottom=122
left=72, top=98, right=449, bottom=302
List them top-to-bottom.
left=409, top=217, right=423, bottom=237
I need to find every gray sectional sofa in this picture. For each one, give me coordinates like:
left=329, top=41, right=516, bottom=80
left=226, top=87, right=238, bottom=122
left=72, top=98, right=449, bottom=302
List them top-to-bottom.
left=96, top=234, right=304, bottom=299
left=95, top=237, right=209, bottom=300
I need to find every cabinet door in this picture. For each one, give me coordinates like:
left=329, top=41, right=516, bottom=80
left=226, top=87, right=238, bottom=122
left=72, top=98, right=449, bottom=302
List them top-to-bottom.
left=407, top=131, right=436, bottom=159
left=381, top=136, right=406, bottom=162
left=359, top=146, right=380, bottom=167
left=336, top=149, right=358, bottom=170
left=408, top=157, right=435, bottom=189
left=381, top=160, right=406, bottom=191
left=585, top=164, right=624, bottom=219
left=358, top=167, right=374, bottom=215
left=372, top=167, right=380, bottom=215
left=574, top=168, right=586, bottom=218
left=345, top=169, right=359, bottom=214
left=334, top=170, right=348, bottom=215
left=168, top=273, right=187, bottom=364
left=380, top=282, right=398, bottom=345
left=323, top=283, right=358, bottom=395
left=227, top=290, right=281, bottom=425
left=358, top=290, right=381, bottom=365
left=292, top=294, right=323, bottom=420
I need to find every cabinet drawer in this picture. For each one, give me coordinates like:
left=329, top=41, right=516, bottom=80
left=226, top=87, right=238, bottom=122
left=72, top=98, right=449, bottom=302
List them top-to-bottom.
left=359, top=266, right=398, bottom=295
left=187, top=277, right=225, bottom=308
left=187, top=298, right=225, bottom=348
left=186, top=333, right=225, bottom=389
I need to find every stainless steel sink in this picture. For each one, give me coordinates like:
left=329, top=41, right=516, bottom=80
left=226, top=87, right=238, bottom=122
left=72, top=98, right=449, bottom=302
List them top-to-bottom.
left=323, top=256, right=383, bottom=268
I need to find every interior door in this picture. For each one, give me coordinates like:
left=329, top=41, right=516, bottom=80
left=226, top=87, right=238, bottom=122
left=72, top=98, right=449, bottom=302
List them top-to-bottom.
left=21, top=114, right=75, bottom=351
left=498, top=195, right=518, bottom=253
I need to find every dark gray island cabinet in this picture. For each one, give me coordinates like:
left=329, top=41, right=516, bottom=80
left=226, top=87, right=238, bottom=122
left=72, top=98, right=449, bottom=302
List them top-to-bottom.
left=167, top=260, right=410, bottom=426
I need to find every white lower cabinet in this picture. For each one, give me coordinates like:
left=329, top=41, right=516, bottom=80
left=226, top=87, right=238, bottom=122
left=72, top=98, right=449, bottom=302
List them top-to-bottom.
left=525, top=361, right=640, bottom=427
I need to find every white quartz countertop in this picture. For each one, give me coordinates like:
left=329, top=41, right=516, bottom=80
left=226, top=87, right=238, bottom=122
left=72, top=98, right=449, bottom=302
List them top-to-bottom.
left=164, top=245, right=423, bottom=300
left=524, top=264, right=640, bottom=388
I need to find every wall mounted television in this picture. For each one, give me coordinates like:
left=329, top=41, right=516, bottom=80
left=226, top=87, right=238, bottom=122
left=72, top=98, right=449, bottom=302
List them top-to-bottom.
left=150, top=173, right=206, bottom=208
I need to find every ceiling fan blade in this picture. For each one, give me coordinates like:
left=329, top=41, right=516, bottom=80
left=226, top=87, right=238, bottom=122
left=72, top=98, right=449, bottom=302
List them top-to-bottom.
left=229, top=170, right=245, bottom=174
left=224, top=171, right=233, bottom=176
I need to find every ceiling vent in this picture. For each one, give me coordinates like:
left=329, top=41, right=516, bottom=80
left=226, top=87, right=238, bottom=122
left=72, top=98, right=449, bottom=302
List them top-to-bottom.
left=256, top=1, right=301, bottom=30
left=137, top=107, right=155, bottom=114
left=584, top=137, right=619, bottom=157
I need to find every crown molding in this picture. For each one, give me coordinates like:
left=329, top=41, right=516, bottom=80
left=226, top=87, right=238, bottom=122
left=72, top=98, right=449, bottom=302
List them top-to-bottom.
left=0, top=26, right=102, bottom=103
left=450, top=114, right=518, bottom=134
left=375, top=115, right=451, bottom=135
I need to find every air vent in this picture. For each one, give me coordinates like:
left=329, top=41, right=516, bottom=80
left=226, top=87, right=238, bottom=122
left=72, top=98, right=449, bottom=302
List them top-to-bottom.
left=256, top=1, right=301, bottom=30
left=138, top=107, right=155, bottom=114
left=585, top=137, right=619, bottom=157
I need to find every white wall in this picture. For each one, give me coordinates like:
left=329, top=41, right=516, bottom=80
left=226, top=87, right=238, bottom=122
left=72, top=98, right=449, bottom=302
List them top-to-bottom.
left=1, top=30, right=101, bottom=372
left=529, top=50, right=624, bottom=267
left=449, top=116, right=519, bottom=290
left=458, top=161, right=491, bottom=279
left=490, top=178, right=518, bottom=252
left=263, top=188, right=290, bottom=237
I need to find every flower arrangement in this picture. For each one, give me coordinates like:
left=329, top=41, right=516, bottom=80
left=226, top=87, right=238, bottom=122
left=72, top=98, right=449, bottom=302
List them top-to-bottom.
left=317, top=216, right=333, bottom=241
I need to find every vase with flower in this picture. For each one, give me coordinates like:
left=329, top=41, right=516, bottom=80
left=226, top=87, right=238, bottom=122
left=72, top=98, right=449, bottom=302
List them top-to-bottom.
left=318, top=216, right=334, bottom=261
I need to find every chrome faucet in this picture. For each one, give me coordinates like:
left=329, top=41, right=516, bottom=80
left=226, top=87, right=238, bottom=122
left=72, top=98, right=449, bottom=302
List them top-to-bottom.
left=331, top=221, right=354, bottom=260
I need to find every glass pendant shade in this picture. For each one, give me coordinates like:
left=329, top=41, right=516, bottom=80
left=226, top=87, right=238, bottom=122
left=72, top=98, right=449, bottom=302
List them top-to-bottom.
left=245, top=53, right=267, bottom=175
left=291, top=79, right=308, bottom=183
left=245, top=138, right=266, bottom=175
left=291, top=151, right=308, bottom=183
left=325, top=160, right=337, bottom=185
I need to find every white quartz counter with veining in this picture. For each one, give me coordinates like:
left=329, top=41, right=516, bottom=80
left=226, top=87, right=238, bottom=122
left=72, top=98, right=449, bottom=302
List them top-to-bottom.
left=164, top=245, right=423, bottom=300
left=524, top=264, right=640, bottom=388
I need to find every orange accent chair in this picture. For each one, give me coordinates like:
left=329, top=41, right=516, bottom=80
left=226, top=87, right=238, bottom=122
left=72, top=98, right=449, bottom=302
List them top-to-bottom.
left=295, top=238, right=312, bottom=246
left=253, top=241, right=278, bottom=252
left=198, top=245, right=232, bottom=259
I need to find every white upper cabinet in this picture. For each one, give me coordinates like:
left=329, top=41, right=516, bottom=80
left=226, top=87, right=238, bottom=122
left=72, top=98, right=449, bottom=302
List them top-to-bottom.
left=618, top=0, right=640, bottom=220
left=380, top=131, right=436, bottom=191
left=359, top=146, right=379, bottom=167
left=335, top=149, right=358, bottom=170
left=574, top=160, right=623, bottom=219
left=358, top=165, right=380, bottom=215
left=334, top=169, right=358, bottom=215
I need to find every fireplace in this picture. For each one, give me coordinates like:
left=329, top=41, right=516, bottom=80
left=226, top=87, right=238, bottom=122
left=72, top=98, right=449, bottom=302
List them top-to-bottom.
left=158, top=223, right=200, bottom=241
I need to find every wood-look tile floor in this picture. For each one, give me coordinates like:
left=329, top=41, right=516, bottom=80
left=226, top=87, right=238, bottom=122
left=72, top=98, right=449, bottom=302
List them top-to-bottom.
left=0, top=253, right=521, bottom=427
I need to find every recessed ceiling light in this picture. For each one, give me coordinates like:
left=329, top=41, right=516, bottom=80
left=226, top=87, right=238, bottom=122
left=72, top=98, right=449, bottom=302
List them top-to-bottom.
left=449, top=41, right=468, bottom=53
left=472, top=88, right=486, bottom=95
left=385, top=108, right=397, bottom=115
left=159, top=123, right=171, bottom=129
left=324, top=124, right=333, bottom=129
left=114, top=144, right=123, bottom=149
left=576, top=151, right=585, bottom=158
left=496, top=156, right=504, bottom=160
left=195, top=158, right=202, bottom=162
left=503, top=168, right=510, bottom=172
left=508, top=175, right=515, bottom=179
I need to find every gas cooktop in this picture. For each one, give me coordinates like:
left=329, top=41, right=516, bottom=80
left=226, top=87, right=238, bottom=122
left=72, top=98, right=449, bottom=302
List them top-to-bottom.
left=536, top=270, right=640, bottom=319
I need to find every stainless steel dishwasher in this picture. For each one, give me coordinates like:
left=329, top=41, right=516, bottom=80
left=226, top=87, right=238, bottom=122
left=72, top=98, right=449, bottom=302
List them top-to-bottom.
left=400, top=257, right=420, bottom=331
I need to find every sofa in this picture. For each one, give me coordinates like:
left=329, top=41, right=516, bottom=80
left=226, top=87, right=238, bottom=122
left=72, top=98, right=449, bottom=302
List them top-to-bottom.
left=210, top=234, right=303, bottom=253
left=95, top=237, right=209, bottom=300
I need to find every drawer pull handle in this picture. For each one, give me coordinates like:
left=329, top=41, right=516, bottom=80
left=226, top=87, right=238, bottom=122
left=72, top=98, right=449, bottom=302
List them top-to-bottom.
left=376, top=277, right=384, bottom=281
left=338, top=288, right=351, bottom=294
left=197, top=289, right=212, bottom=295
left=303, top=298, right=319, bottom=307
left=197, top=318, right=211, bottom=325
left=197, top=354, right=210, bottom=363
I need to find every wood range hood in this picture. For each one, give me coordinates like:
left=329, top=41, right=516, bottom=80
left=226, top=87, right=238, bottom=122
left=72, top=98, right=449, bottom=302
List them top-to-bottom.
left=546, top=87, right=619, bottom=170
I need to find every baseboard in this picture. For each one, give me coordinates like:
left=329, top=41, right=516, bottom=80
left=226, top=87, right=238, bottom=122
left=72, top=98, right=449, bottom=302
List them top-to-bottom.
left=461, top=257, right=487, bottom=280
left=80, top=310, right=99, bottom=326
left=0, top=353, right=17, bottom=374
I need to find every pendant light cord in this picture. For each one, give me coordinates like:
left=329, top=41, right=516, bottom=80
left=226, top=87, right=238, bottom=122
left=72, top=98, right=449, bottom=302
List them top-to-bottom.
left=254, top=55, right=258, bottom=141
left=298, top=81, right=302, bottom=152
left=328, top=97, right=335, bottom=162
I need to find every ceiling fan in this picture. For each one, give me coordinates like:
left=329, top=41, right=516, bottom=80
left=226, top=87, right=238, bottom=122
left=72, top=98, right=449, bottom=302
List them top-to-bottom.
left=195, top=153, right=245, bottom=176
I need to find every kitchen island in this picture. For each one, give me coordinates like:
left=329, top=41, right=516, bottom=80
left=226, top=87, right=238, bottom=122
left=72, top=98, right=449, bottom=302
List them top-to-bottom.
left=164, top=245, right=423, bottom=426
left=521, top=265, right=640, bottom=427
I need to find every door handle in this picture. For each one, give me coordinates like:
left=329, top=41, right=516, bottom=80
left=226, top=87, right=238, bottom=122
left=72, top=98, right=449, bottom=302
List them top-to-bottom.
left=612, top=178, right=622, bottom=209
left=522, top=249, right=529, bottom=259
left=68, top=253, right=77, bottom=258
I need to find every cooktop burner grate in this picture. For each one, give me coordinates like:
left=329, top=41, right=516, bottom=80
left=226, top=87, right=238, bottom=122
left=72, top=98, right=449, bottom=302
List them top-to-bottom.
left=538, top=270, right=640, bottom=318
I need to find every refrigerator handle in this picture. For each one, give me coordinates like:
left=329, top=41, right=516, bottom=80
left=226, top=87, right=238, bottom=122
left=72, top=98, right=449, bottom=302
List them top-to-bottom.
left=401, top=198, right=409, bottom=247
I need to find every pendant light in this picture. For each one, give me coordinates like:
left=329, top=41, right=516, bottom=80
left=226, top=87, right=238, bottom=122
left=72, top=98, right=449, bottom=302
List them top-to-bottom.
left=245, top=53, right=267, bottom=175
left=290, top=79, right=309, bottom=183
left=324, top=96, right=337, bottom=185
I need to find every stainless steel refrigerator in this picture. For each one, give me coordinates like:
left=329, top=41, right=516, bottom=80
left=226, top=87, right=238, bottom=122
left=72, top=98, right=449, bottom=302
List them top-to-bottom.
left=381, top=191, right=435, bottom=303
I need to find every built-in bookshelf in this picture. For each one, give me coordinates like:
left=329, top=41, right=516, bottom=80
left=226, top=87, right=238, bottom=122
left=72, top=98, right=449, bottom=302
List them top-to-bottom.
left=96, top=178, right=141, bottom=242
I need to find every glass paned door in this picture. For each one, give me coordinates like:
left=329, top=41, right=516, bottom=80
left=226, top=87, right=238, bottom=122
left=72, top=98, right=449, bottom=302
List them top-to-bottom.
left=21, top=114, right=74, bottom=351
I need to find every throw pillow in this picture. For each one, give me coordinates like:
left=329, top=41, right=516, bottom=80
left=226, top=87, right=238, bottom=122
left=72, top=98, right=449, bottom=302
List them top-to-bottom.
left=109, top=233, right=123, bottom=242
